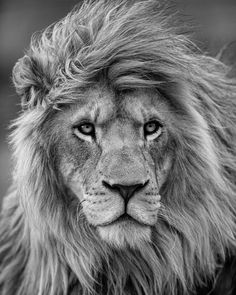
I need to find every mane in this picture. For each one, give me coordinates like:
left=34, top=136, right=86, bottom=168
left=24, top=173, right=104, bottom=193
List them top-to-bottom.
left=1, top=0, right=236, bottom=294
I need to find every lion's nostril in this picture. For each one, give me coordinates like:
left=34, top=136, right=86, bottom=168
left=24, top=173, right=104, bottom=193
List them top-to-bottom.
left=102, top=180, right=149, bottom=202
left=102, top=180, right=113, bottom=191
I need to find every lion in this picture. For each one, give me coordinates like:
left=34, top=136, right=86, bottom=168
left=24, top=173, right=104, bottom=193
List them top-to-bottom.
left=0, top=0, right=236, bottom=294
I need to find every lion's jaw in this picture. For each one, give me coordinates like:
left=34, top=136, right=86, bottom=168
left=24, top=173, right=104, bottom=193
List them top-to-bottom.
left=59, top=87, right=170, bottom=248
left=98, top=221, right=152, bottom=248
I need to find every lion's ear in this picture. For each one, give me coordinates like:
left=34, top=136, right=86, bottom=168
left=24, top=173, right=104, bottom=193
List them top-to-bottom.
left=217, top=41, right=236, bottom=78
left=12, top=54, right=54, bottom=109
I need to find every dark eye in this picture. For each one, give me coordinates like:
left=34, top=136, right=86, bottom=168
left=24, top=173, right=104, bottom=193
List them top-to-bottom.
left=144, top=120, right=162, bottom=138
left=76, top=123, right=95, bottom=136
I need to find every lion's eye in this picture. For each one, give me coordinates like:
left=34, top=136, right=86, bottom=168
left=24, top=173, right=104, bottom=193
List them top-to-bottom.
left=144, top=120, right=162, bottom=139
left=75, top=123, right=95, bottom=137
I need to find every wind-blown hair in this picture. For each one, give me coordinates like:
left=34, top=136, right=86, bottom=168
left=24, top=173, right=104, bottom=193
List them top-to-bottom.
left=1, top=0, right=236, bottom=294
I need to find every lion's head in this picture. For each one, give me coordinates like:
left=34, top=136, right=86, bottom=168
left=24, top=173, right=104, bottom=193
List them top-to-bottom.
left=1, top=1, right=236, bottom=295
left=57, top=86, right=171, bottom=248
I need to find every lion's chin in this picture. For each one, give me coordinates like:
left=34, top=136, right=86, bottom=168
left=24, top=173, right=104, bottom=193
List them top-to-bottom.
left=97, top=219, right=151, bottom=248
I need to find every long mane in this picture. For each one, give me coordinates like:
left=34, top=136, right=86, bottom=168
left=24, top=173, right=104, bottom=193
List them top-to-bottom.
left=1, top=1, right=236, bottom=294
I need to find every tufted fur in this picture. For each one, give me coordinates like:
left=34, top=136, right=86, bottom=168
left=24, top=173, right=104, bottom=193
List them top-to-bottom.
left=0, top=0, right=236, bottom=294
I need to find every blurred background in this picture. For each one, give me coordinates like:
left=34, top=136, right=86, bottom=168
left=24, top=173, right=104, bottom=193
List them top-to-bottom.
left=0, top=0, right=236, bottom=201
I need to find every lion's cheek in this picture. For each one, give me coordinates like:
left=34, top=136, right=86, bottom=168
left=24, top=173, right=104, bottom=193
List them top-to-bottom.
left=66, top=181, right=84, bottom=201
left=81, top=195, right=124, bottom=226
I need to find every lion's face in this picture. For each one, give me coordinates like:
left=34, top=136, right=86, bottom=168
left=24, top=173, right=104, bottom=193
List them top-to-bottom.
left=55, top=85, right=172, bottom=247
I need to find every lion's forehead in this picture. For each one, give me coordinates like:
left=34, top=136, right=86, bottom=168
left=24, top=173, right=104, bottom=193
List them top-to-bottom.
left=63, top=87, right=168, bottom=126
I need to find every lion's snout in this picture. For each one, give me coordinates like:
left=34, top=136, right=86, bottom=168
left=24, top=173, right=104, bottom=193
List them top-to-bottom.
left=81, top=147, right=162, bottom=234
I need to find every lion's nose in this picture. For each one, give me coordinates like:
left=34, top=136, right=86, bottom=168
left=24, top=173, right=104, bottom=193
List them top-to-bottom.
left=102, top=180, right=149, bottom=202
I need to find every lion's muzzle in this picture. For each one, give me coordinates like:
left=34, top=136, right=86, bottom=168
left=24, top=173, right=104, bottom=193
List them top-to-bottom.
left=81, top=146, right=161, bottom=237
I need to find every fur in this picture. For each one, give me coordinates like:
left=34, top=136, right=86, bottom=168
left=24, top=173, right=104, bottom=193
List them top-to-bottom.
left=0, top=0, right=236, bottom=294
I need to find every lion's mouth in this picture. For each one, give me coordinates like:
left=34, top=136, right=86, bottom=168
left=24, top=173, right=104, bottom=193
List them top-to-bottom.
left=99, top=213, right=147, bottom=227
left=114, top=213, right=133, bottom=223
